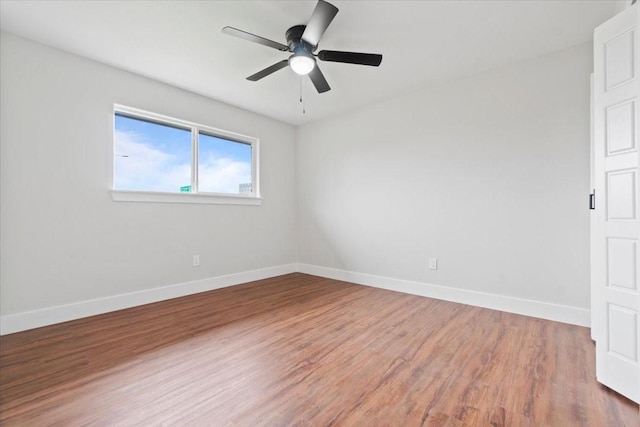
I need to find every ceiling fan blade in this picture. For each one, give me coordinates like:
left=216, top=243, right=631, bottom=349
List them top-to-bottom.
left=301, top=0, right=339, bottom=47
left=222, top=26, right=288, bottom=51
left=318, top=50, right=383, bottom=66
left=247, top=60, right=290, bottom=81
left=308, top=65, right=331, bottom=93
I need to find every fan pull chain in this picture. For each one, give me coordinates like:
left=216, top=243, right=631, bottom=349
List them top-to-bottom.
left=300, top=78, right=306, bottom=114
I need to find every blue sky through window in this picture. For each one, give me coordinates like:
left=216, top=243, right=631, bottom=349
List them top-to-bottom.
left=114, top=113, right=252, bottom=194
left=114, top=114, right=191, bottom=192
left=198, top=133, right=252, bottom=194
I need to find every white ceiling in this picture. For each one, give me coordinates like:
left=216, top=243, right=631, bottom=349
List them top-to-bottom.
left=0, top=0, right=619, bottom=126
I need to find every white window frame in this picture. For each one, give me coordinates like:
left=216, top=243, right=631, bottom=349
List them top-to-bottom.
left=110, top=105, right=261, bottom=205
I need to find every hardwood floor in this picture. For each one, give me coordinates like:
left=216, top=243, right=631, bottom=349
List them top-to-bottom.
left=0, top=273, right=637, bottom=426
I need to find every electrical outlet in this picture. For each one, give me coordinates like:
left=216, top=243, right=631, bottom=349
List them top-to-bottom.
left=193, top=254, right=200, bottom=267
left=428, top=257, right=438, bottom=270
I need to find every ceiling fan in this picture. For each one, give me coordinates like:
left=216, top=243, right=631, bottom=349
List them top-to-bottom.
left=222, top=0, right=382, bottom=94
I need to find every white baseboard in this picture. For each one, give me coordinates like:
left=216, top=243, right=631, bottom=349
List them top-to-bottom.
left=0, top=262, right=590, bottom=335
left=297, top=263, right=590, bottom=327
left=0, top=264, right=297, bottom=335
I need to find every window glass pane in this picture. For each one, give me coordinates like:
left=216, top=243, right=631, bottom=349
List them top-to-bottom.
left=114, top=114, right=192, bottom=192
left=198, top=133, right=252, bottom=194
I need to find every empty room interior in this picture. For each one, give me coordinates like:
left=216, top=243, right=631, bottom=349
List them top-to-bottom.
left=1, top=0, right=639, bottom=425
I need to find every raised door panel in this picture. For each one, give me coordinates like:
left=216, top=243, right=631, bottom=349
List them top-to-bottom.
left=605, top=29, right=635, bottom=90
left=606, top=99, right=636, bottom=155
left=606, top=169, right=637, bottom=220
left=607, top=238, right=638, bottom=291
left=608, top=304, right=638, bottom=362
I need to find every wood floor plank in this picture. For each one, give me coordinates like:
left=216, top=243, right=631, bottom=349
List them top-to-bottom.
left=0, top=273, right=637, bottom=426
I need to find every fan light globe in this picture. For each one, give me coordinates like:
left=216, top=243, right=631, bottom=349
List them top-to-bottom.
left=289, top=54, right=315, bottom=75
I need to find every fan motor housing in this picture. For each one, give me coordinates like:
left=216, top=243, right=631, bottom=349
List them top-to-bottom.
left=286, top=25, right=316, bottom=52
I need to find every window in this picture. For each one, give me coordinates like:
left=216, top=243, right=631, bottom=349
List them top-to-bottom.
left=111, top=105, right=260, bottom=205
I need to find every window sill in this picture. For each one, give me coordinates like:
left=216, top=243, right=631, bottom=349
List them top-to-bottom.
left=110, top=190, right=262, bottom=205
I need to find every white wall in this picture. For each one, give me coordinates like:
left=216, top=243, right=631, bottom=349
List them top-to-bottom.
left=0, top=32, right=595, bottom=332
left=0, top=33, right=297, bottom=323
left=297, top=43, right=592, bottom=312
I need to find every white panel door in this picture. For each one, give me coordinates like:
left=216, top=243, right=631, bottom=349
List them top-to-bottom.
left=593, top=3, right=640, bottom=404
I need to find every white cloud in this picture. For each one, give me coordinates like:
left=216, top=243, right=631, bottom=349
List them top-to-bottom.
left=114, top=129, right=190, bottom=192
left=114, top=130, right=250, bottom=194
left=198, top=152, right=251, bottom=194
